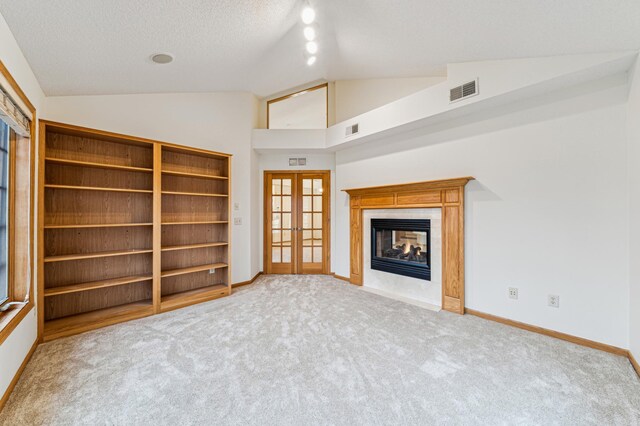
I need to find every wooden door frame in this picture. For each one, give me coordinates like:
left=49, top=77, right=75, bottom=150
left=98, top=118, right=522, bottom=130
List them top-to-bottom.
left=263, top=170, right=331, bottom=275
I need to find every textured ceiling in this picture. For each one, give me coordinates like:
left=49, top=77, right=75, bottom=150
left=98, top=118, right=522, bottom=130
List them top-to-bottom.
left=1, top=0, right=640, bottom=97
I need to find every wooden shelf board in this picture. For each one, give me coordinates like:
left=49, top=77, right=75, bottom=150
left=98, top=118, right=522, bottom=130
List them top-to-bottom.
left=45, top=157, right=153, bottom=173
left=162, top=169, right=228, bottom=180
left=45, top=184, right=153, bottom=194
left=161, top=191, right=228, bottom=198
left=161, top=221, right=228, bottom=226
left=44, top=223, right=153, bottom=229
left=161, top=242, right=228, bottom=252
left=44, top=248, right=153, bottom=263
left=161, top=263, right=228, bottom=278
left=44, top=275, right=153, bottom=297
left=161, top=284, right=229, bottom=312
left=43, top=301, right=154, bottom=342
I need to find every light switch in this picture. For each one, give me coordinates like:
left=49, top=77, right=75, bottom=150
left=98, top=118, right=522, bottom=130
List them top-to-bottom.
left=234, top=217, right=242, bottom=225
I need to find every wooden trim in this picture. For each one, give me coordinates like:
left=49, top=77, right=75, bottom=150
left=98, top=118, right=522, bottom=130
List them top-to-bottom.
left=0, top=60, right=36, bottom=115
left=0, top=60, right=36, bottom=344
left=266, top=83, right=329, bottom=129
left=38, top=120, right=232, bottom=158
left=37, top=121, right=45, bottom=341
left=152, top=144, right=162, bottom=314
left=344, top=177, right=473, bottom=314
left=344, top=177, right=475, bottom=196
left=231, top=272, right=263, bottom=289
left=331, top=273, right=350, bottom=282
left=0, top=303, right=33, bottom=346
left=465, top=308, right=628, bottom=357
left=0, top=338, right=37, bottom=414
left=628, top=350, right=640, bottom=377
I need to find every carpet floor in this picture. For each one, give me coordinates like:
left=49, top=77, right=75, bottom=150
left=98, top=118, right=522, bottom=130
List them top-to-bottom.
left=1, top=275, right=639, bottom=425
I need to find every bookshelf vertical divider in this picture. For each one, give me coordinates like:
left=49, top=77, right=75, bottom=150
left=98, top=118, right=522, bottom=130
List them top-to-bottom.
left=39, top=120, right=231, bottom=341
left=152, top=144, right=162, bottom=313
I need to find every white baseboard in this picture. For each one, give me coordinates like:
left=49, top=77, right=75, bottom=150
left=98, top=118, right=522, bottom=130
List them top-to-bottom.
left=359, top=286, right=441, bottom=312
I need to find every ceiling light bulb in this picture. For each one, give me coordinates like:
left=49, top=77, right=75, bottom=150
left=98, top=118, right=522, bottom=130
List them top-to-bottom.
left=301, top=7, right=316, bottom=24
left=303, top=26, right=316, bottom=41
left=306, top=41, right=318, bottom=55
left=307, top=56, right=317, bottom=66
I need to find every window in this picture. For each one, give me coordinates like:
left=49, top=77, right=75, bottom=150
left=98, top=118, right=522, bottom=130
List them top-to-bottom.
left=0, top=60, right=35, bottom=343
left=267, top=83, right=328, bottom=129
left=0, top=120, right=8, bottom=306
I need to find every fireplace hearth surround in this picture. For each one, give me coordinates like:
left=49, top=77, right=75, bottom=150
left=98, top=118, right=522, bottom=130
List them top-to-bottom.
left=344, top=177, right=474, bottom=314
left=371, top=218, right=431, bottom=280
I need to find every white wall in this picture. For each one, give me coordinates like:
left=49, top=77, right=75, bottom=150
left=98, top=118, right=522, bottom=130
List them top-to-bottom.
left=0, top=11, right=45, bottom=401
left=627, top=58, right=640, bottom=362
left=335, top=74, right=631, bottom=348
left=334, top=77, right=445, bottom=123
left=43, top=92, right=260, bottom=284
left=257, top=152, right=336, bottom=272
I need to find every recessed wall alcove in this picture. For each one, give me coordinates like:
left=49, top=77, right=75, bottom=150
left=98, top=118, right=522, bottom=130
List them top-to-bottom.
left=344, top=177, right=474, bottom=314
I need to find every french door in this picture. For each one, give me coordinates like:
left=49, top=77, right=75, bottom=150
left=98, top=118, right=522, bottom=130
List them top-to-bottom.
left=264, top=171, right=330, bottom=274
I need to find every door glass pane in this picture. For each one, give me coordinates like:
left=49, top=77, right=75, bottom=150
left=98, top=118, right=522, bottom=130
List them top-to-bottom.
left=272, top=179, right=281, bottom=195
left=282, top=179, right=292, bottom=195
left=302, top=179, right=312, bottom=195
left=313, top=179, right=323, bottom=194
left=282, top=196, right=291, bottom=212
left=303, top=196, right=312, bottom=212
left=313, top=196, right=322, bottom=212
left=272, top=197, right=281, bottom=212
left=272, top=213, right=281, bottom=229
left=282, top=213, right=291, bottom=229
left=302, top=213, right=312, bottom=229
left=313, top=213, right=322, bottom=229
left=272, top=230, right=281, bottom=243
left=282, top=230, right=292, bottom=246
left=303, top=230, right=312, bottom=246
left=313, top=230, right=322, bottom=240
left=313, top=237, right=322, bottom=246
left=272, top=247, right=281, bottom=263
left=282, top=247, right=291, bottom=263
left=303, top=247, right=312, bottom=263
left=313, top=247, right=323, bottom=262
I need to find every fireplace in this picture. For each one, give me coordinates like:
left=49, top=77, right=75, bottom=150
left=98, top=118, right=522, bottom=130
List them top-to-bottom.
left=371, top=219, right=431, bottom=280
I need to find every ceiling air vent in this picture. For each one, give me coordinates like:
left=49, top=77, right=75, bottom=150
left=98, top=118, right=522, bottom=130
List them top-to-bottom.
left=449, top=79, right=479, bottom=103
left=345, top=123, right=359, bottom=137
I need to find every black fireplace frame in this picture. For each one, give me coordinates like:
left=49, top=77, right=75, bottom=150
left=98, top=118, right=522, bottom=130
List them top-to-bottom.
left=371, top=219, right=431, bottom=281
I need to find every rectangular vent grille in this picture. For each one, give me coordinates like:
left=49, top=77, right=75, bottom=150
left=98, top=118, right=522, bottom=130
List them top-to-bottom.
left=450, top=79, right=478, bottom=103
left=345, top=123, right=359, bottom=137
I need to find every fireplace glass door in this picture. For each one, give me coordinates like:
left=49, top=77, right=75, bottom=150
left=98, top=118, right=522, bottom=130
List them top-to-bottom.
left=265, top=171, right=330, bottom=274
left=371, top=219, right=431, bottom=280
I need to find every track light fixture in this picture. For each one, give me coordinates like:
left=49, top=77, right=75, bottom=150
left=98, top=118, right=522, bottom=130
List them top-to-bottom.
left=301, top=5, right=318, bottom=66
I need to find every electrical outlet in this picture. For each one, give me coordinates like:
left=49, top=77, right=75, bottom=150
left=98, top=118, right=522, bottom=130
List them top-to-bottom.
left=234, top=217, right=242, bottom=225
left=209, top=268, right=216, bottom=274
left=508, top=287, right=518, bottom=300
left=548, top=295, right=560, bottom=308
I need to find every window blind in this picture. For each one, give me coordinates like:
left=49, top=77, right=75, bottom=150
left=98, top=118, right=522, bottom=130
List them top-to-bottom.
left=0, top=85, right=30, bottom=137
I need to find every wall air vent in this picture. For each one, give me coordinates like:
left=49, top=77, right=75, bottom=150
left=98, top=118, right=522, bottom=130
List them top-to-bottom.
left=449, top=79, right=479, bottom=103
left=345, top=123, right=359, bottom=137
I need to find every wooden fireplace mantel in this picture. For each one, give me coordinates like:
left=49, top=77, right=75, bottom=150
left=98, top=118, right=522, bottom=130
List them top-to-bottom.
left=343, top=177, right=474, bottom=314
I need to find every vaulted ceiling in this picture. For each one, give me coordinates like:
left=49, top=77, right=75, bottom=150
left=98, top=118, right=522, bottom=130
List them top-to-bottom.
left=1, top=0, right=640, bottom=97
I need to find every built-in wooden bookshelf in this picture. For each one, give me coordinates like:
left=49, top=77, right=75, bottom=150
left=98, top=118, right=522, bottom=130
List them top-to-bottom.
left=39, top=121, right=231, bottom=341
left=160, top=146, right=230, bottom=312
